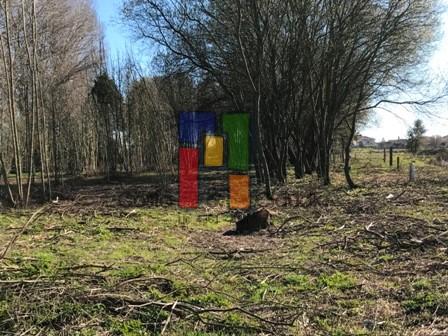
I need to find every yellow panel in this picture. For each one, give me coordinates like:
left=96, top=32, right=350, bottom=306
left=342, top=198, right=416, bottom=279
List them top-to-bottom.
left=204, top=135, right=224, bottom=167
left=229, top=175, right=250, bottom=209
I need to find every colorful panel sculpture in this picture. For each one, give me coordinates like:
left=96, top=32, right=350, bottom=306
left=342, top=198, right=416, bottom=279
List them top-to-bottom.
left=178, top=112, right=251, bottom=209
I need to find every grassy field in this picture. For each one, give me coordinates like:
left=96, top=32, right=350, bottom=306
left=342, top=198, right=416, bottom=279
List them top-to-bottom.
left=1, top=149, right=447, bottom=335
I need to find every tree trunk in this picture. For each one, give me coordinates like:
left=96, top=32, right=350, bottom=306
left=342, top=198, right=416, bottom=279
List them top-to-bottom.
left=1, top=0, right=24, bottom=204
left=344, top=143, right=356, bottom=189
left=0, top=153, right=15, bottom=206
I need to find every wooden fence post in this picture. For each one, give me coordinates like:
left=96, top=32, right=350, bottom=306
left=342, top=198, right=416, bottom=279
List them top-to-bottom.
left=389, top=147, right=393, bottom=167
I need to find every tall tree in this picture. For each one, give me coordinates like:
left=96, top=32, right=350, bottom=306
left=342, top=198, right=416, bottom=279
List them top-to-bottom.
left=0, top=0, right=101, bottom=206
left=121, top=0, right=438, bottom=190
left=407, top=119, right=427, bottom=154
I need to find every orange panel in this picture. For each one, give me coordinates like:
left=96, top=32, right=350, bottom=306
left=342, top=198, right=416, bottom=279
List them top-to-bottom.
left=229, top=175, right=250, bottom=209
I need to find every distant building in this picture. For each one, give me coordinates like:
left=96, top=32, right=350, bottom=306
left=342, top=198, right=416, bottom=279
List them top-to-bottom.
left=354, top=134, right=448, bottom=150
left=353, top=135, right=377, bottom=148
left=422, top=135, right=448, bottom=149
left=379, top=138, right=407, bottom=149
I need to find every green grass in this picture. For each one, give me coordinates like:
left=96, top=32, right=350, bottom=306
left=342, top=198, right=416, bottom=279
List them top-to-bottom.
left=0, top=149, right=447, bottom=335
left=319, top=272, right=357, bottom=291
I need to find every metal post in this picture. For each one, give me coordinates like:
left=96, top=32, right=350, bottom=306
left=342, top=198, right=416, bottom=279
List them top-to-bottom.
left=409, top=162, right=416, bottom=182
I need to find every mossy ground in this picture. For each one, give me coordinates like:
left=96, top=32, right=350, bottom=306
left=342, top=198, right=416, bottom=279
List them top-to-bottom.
left=0, top=149, right=447, bottom=335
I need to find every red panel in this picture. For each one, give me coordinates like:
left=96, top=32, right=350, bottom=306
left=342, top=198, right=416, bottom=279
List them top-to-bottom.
left=179, top=148, right=199, bottom=208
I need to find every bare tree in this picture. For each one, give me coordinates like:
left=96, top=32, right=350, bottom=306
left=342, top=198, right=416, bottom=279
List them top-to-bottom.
left=121, top=0, right=438, bottom=190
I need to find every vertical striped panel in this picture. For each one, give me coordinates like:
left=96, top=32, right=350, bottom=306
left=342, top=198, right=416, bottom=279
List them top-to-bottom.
left=222, top=114, right=249, bottom=171
left=204, top=135, right=224, bottom=167
left=179, top=147, right=199, bottom=208
left=229, top=175, right=250, bottom=209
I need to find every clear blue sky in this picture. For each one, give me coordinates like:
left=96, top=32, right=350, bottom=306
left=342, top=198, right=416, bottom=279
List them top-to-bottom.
left=93, top=0, right=448, bottom=141
left=93, top=0, right=153, bottom=66
left=93, top=0, right=128, bottom=56
left=358, top=1, right=448, bottom=141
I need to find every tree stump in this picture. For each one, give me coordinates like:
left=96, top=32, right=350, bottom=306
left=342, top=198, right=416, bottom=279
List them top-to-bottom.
left=224, top=208, right=271, bottom=235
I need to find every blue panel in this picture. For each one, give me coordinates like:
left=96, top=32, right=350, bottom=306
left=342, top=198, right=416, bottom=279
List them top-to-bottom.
left=179, top=112, right=216, bottom=146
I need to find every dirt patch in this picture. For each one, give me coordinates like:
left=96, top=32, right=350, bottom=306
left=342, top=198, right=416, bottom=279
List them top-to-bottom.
left=189, top=229, right=284, bottom=256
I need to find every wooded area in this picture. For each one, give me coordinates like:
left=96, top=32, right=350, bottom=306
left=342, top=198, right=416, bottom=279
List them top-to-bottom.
left=0, top=0, right=439, bottom=208
left=0, top=0, right=177, bottom=207
left=121, top=0, right=437, bottom=192
left=1, top=1, right=448, bottom=335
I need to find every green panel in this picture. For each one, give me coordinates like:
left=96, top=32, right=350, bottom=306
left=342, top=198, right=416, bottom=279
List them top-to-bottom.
left=222, top=114, right=249, bottom=171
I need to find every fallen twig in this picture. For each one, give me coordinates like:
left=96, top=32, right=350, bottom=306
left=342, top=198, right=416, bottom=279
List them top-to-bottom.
left=392, top=189, right=407, bottom=201
left=0, top=205, right=51, bottom=261
left=275, top=215, right=315, bottom=234
left=364, top=222, right=386, bottom=240
left=116, top=276, right=173, bottom=288
left=82, top=293, right=292, bottom=329
left=161, top=300, right=178, bottom=334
